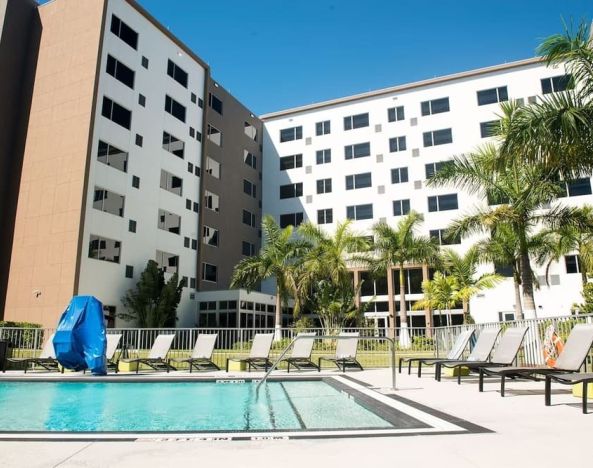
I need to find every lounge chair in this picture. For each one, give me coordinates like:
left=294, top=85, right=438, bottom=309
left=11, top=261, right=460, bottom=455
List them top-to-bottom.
left=479, top=324, right=593, bottom=397
left=437, top=326, right=528, bottom=384
left=433, top=327, right=501, bottom=381
left=398, top=329, right=474, bottom=377
left=279, top=332, right=319, bottom=372
left=318, top=332, right=363, bottom=372
left=4, top=333, right=59, bottom=373
left=169, top=333, right=220, bottom=372
left=225, top=333, right=274, bottom=372
left=105, top=334, right=122, bottom=372
left=122, top=334, right=176, bottom=373
left=544, top=372, right=593, bottom=414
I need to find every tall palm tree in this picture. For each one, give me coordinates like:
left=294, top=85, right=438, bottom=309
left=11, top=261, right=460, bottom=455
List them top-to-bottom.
left=373, top=212, right=439, bottom=346
left=230, top=215, right=310, bottom=338
left=440, top=247, right=502, bottom=323
left=413, top=272, right=459, bottom=327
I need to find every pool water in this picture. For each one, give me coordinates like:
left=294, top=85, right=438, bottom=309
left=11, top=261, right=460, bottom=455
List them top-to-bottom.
left=0, top=380, right=395, bottom=432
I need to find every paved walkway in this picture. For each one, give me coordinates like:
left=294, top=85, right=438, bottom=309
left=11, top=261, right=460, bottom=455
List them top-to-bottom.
left=0, top=368, right=591, bottom=467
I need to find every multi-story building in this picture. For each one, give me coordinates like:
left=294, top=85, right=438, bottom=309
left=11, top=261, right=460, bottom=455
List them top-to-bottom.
left=261, top=57, right=589, bottom=327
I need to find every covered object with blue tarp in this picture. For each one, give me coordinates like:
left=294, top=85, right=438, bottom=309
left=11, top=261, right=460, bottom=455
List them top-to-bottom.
left=53, top=296, right=107, bottom=375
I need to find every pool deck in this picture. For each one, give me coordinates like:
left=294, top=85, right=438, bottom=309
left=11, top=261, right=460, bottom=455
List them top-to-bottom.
left=0, top=367, right=590, bottom=467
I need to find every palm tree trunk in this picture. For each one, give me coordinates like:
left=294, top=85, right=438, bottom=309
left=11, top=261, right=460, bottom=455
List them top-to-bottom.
left=519, top=236, right=536, bottom=319
left=399, top=264, right=411, bottom=348
left=581, top=268, right=588, bottom=289
left=513, top=276, right=524, bottom=320
left=274, top=286, right=282, bottom=341
left=462, top=299, right=469, bottom=324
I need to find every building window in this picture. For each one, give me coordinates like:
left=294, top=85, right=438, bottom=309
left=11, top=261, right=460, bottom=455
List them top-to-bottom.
left=110, top=15, right=138, bottom=50
left=106, top=55, right=135, bottom=89
left=141, top=56, right=149, bottom=69
left=167, top=59, right=188, bottom=88
left=541, top=74, right=573, bottom=94
left=477, top=86, right=508, bottom=106
left=209, top=93, right=223, bottom=114
left=138, top=94, right=146, bottom=107
left=164, top=95, right=186, bottom=123
left=102, top=97, right=131, bottom=130
left=421, top=97, right=450, bottom=116
left=387, top=106, right=405, bottom=122
left=344, top=113, right=369, bottom=130
left=316, top=120, right=331, bottom=135
left=480, top=120, right=501, bottom=138
left=244, top=122, right=257, bottom=141
left=207, top=124, right=222, bottom=146
left=280, top=126, right=302, bottom=142
left=423, top=128, right=453, bottom=147
left=162, top=131, right=185, bottom=158
left=135, top=134, right=143, bottom=147
left=389, top=136, right=406, bottom=152
left=97, top=141, right=128, bottom=172
left=345, top=142, right=371, bottom=159
left=316, top=149, right=331, bottom=164
left=244, top=150, right=257, bottom=169
left=280, top=154, right=302, bottom=170
left=205, top=157, right=221, bottom=179
left=425, top=161, right=451, bottom=179
left=391, top=167, right=409, bottom=184
left=160, top=170, right=183, bottom=196
left=346, top=172, right=372, bottom=190
left=132, top=175, right=140, bottom=189
left=317, top=178, right=332, bottom=194
left=560, top=178, right=593, bottom=197
left=243, top=179, right=257, bottom=198
left=279, top=183, right=303, bottom=199
left=93, top=187, right=125, bottom=217
left=204, top=190, right=219, bottom=212
left=428, top=194, right=458, bottom=212
left=393, top=199, right=410, bottom=216
left=193, top=202, right=199, bottom=213
left=346, top=204, right=373, bottom=221
left=317, top=208, right=333, bottom=225
left=158, top=209, right=181, bottom=234
left=242, top=209, right=256, bottom=227
left=279, top=212, right=304, bottom=228
left=129, top=219, right=136, bottom=233
left=203, top=226, right=219, bottom=247
left=430, top=229, right=461, bottom=245
left=88, top=235, right=121, bottom=263
left=242, top=241, right=256, bottom=256
left=156, top=250, right=179, bottom=274
left=565, top=255, right=581, bottom=274
left=202, top=263, right=218, bottom=282
left=125, top=265, right=134, bottom=279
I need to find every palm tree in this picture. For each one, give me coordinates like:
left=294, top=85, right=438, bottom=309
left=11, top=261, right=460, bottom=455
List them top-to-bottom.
left=373, top=212, right=439, bottom=346
left=230, top=215, right=310, bottom=339
left=440, top=247, right=503, bottom=323
left=413, top=272, right=459, bottom=327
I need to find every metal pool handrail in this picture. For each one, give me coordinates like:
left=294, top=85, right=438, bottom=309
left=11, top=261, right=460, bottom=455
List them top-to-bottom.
left=255, top=335, right=397, bottom=396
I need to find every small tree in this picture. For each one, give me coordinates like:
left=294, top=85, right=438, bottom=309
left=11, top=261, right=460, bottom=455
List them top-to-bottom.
left=119, top=260, right=182, bottom=327
left=414, top=273, right=459, bottom=327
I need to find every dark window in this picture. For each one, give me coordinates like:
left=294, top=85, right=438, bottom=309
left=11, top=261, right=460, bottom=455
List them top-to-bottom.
left=110, top=15, right=138, bottom=50
left=106, top=55, right=135, bottom=89
left=141, top=56, right=149, bottom=69
left=167, top=59, right=188, bottom=88
left=541, top=74, right=573, bottom=94
left=477, top=86, right=508, bottom=106
left=191, top=93, right=197, bottom=104
left=209, top=93, right=223, bottom=114
left=138, top=94, right=146, bottom=107
left=164, top=95, right=186, bottom=123
left=102, top=97, right=131, bottom=130
left=421, top=97, right=449, bottom=116
left=198, top=98, right=204, bottom=108
left=387, top=106, right=405, bottom=122
left=344, top=113, right=369, bottom=130
left=316, top=120, right=331, bottom=135
left=480, top=120, right=501, bottom=138
left=207, top=124, right=222, bottom=146
left=280, top=126, right=302, bottom=142
left=189, top=127, right=195, bottom=138
left=423, top=128, right=452, bottom=147
left=162, top=131, right=184, bottom=158
left=135, top=134, right=143, bottom=147
left=389, top=136, right=406, bottom=152
left=98, top=141, right=128, bottom=172
left=345, top=142, right=371, bottom=159
left=316, top=149, right=331, bottom=164
left=244, top=150, right=257, bottom=169
left=279, top=154, right=303, bottom=170
left=425, top=161, right=451, bottom=179
left=391, top=167, right=409, bottom=184
left=160, top=170, right=183, bottom=196
left=346, top=172, right=372, bottom=190
left=132, top=176, right=140, bottom=189
left=317, top=178, right=332, bottom=194
left=563, top=178, right=592, bottom=197
left=243, top=179, right=256, bottom=198
left=279, top=183, right=303, bottom=199
left=93, top=187, right=125, bottom=217
left=204, top=191, right=219, bottom=212
left=428, top=194, right=458, bottom=212
left=186, top=199, right=192, bottom=210
left=393, top=199, right=410, bottom=216
left=193, top=202, right=199, bottom=213
left=346, top=204, right=373, bottom=220
left=317, top=208, right=333, bottom=224
left=158, top=209, right=181, bottom=234
left=242, top=209, right=256, bottom=227
left=279, top=212, right=304, bottom=228
left=128, top=219, right=136, bottom=233
left=203, top=226, right=219, bottom=247
left=429, top=229, right=461, bottom=245
left=88, top=235, right=121, bottom=263
left=191, top=239, right=197, bottom=250
left=242, top=241, right=255, bottom=256
left=156, top=250, right=179, bottom=275
left=565, top=255, right=581, bottom=274
left=202, top=263, right=217, bottom=282
left=495, top=263, right=513, bottom=278
left=125, top=265, right=134, bottom=278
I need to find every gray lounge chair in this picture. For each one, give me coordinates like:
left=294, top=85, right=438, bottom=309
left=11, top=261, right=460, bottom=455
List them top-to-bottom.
left=480, top=324, right=593, bottom=397
left=437, top=326, right=528, bottom=384
left=433, top=327, right=501, bottom=381
left=398, top=329, right=475, bottom=377
left=279, top=332, right=319, bottom=372
left=318, top=332, right=363, bottom=372
left=5, top=333, right=59, bottom=373
left=169, top=333, right=220, bottom=372
left=225, top=333, right=274, bottom=372
left=105, top=334, right=122, bottom=372
left=122, top=334, right=176, bottom=373
left=544, top=372, right=593, bottom=414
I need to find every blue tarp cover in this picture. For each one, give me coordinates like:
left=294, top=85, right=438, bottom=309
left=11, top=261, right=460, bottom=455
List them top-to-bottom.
left=53, top=296, right=107, bottom=375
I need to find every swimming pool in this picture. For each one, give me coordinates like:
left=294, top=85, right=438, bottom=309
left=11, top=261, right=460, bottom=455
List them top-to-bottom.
left=0, top=377, right=487, bottom=439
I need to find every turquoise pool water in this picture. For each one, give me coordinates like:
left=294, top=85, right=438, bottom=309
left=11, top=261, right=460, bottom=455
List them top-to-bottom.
left=0, top=380, right=395, bottom=432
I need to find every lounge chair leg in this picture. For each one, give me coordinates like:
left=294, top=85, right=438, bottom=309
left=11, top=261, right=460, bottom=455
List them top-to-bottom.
left=225, top=358, right=229, bottom=372
left=318, top=358, right=322, bottom=372
left=398, top=358, right=402, bottom=374
left=408, top=360, right=412, bottom=375
left=417, top=361, right=421, bottom=378
left=287, top=362, right=290, bottom=373
left=435, top=363, right=441, bottom=382
left=457, top=367, right=461, bottom=385
left=479, top=368, right=484, bottom=392
left=501, top=375, right=506, bottom=397
left=545, top=376, right=551, bottom=407
left=583, top=381, right=588, bottom=414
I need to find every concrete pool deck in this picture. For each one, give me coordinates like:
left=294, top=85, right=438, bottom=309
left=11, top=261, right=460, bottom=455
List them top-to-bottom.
left=0, top=367, right=591, bottom=467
